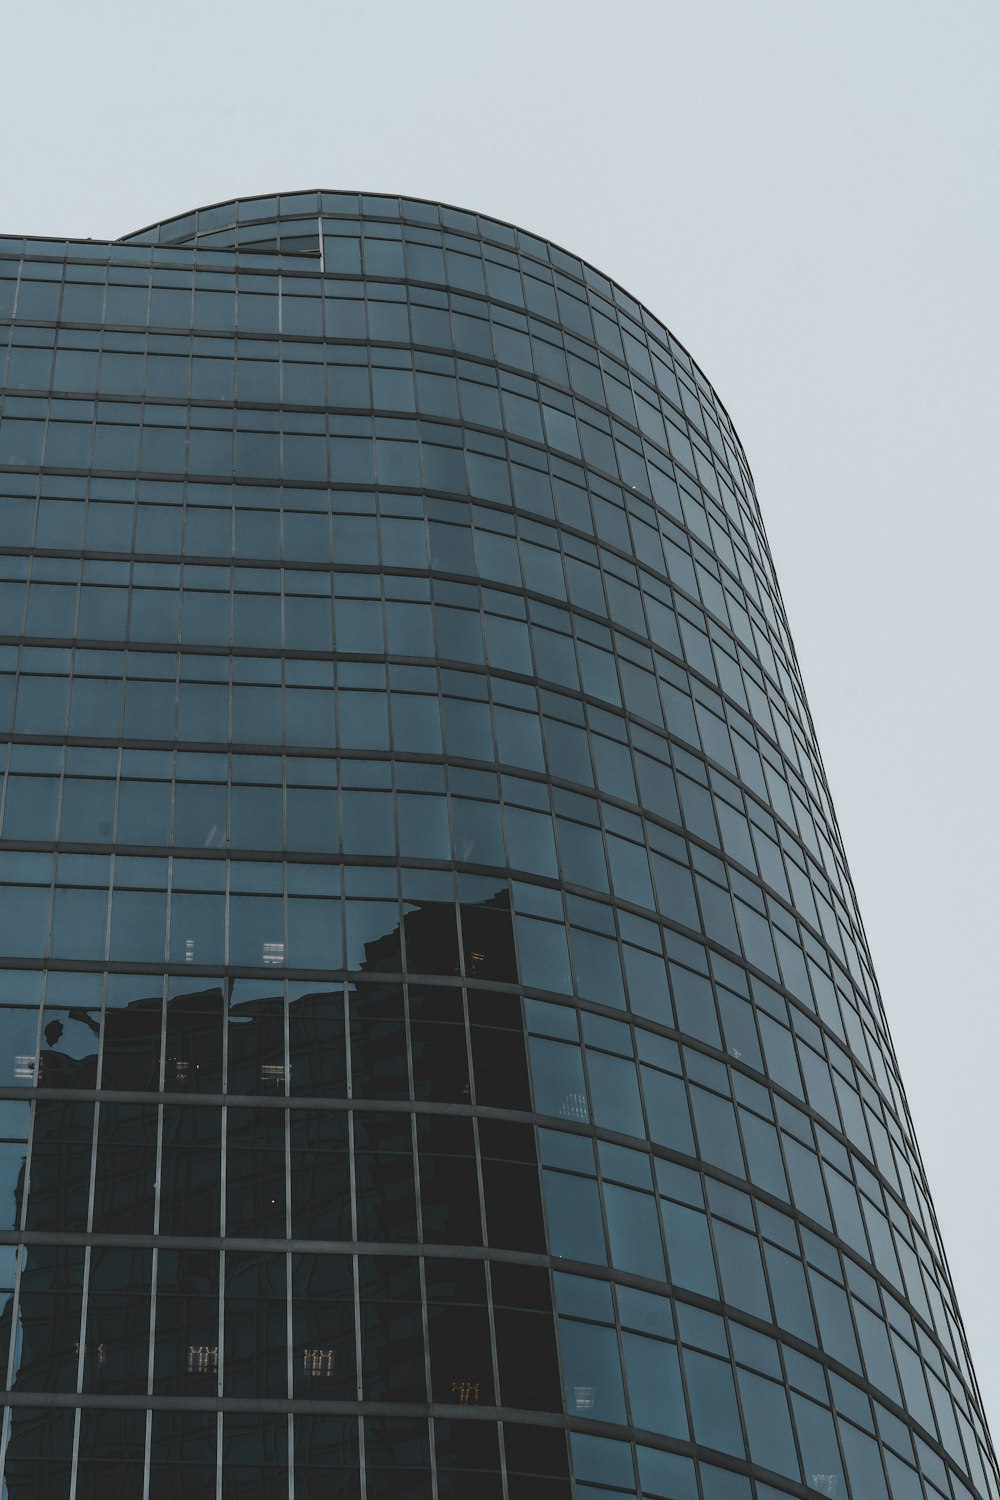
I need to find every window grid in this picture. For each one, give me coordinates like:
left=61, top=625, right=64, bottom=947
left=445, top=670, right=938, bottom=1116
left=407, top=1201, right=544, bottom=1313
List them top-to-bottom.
left=0, top=193, right=993, bottom=1500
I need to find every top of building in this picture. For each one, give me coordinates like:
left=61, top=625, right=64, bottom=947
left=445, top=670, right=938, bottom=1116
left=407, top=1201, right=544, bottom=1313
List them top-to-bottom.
left=116, top=189, right=756, bottom=497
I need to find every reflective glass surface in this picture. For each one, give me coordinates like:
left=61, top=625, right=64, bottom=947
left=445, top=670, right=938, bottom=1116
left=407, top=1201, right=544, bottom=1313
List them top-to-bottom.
left=0, top=190, right=995, bottom=1499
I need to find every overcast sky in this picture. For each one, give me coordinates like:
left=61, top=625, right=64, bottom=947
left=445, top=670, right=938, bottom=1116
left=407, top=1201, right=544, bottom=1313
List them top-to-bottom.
left=5, top=0, right=1000, bottom=1433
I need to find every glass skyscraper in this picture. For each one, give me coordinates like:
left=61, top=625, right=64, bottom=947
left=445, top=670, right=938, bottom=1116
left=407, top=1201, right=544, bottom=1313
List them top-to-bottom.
left=0, top=190, right=994, bottom=1500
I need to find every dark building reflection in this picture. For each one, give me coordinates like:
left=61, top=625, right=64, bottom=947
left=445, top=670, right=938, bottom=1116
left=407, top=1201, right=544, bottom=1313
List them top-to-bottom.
left=4, top=889, right=569, bottom=1495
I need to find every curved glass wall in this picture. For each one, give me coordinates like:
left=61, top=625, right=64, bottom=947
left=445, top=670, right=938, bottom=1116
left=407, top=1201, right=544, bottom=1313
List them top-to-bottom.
left=0, top=189, right=994, bottom=1500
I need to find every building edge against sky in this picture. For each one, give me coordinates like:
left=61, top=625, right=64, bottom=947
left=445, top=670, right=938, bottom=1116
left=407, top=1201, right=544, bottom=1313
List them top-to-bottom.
left=0, top=188, right=993, bottom=1499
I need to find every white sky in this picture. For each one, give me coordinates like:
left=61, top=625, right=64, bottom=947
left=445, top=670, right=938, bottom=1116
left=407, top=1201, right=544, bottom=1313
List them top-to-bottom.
left=5, top=0, right=1000, bottom=1435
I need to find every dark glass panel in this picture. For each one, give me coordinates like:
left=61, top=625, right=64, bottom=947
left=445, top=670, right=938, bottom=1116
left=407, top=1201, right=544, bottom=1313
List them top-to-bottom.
left=460, top=887, right=517, bottom=982
left=349, top=896, right=404, bottom=973
left=401, top=897, right=461, bottom=976
left=349, top=983, right=409, bottom=1099
left=164, top=984, right=224, bottom=1092
left=408, top=984, right=470, bottom=1103
left=100, top=986, right=162, bottom=1091
left=228, top=987, right=286, bottom=1095
left=288, top=987, right=347, bottom=1098
left=469, top=989, right=531, bottom=1108
left=24, top=1100, right=93, bottom=1231
left=92, top=1101, right=157, bottom=1233
left=160, top=1104, right=221, bottom=1236
left=226, top=1106, right=286, bottom=1238
left=289, top=1108, right=351, bottom=1238
left=353, top=1109, right=417, bottom=1242
left=416, top=1113, right=482, bottom=1245
left=479, top=1117, right=546, bottom=1252
left=10, top=1246, right=84, bottom=1392
left=82, top=1246, right=152, bottom=1393
left=152, top=1248, right=220, bottom=1395
left=224, top=1252, right=288, bottom=1399
left=291, top=1252, right=356, bottom=1399
left=358, top=1255, right=426, bottom=1402
left=425, top=1257, right=495, bottom=1406
left=492, top=1262, right=562, bottom=1411
left=2, top=1406, right=75, bottom=1500
left=74, top=1408, right=146, bottom=1499
left=148, top=1410, right=217, bottom=1500
left=221, top=1413, right=290, bottom=1500
left=293, top=1415, right=361, bottom=1500
left=364, top=1416, right=432, bottom=1500
left=434, top=1418, right=503, bottom=1500
left=503, top=1423, right=572, bottom=1500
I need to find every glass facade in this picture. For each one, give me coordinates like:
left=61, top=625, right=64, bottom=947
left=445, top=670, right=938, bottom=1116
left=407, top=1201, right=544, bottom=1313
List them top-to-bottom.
left=0, top=188, right=994, bottom=1500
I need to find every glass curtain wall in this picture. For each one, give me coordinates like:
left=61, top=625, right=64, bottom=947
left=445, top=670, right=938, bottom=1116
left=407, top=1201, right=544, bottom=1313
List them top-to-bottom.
left=0, top=191, right=993, bottom=1500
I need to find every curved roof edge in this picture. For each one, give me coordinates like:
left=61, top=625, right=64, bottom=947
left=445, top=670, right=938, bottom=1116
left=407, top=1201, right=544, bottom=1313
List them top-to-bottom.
left=118, top=188, right=754, bottom=487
